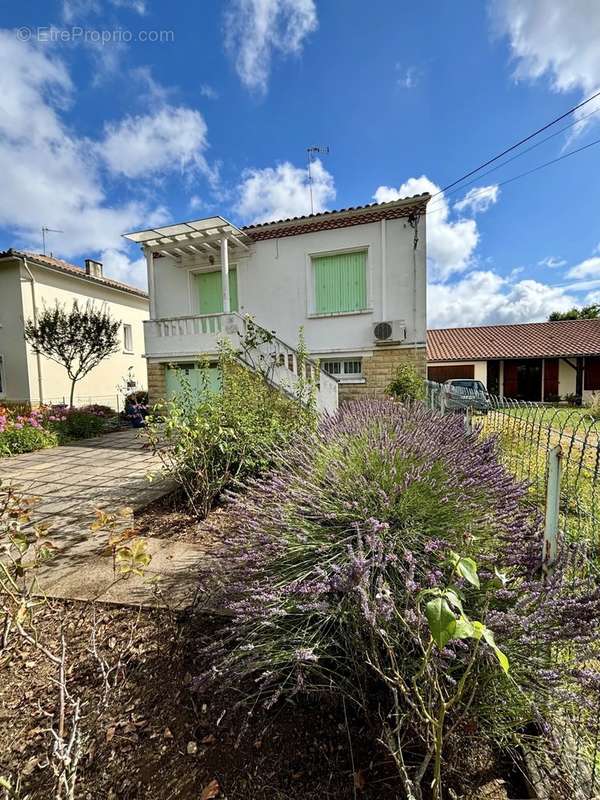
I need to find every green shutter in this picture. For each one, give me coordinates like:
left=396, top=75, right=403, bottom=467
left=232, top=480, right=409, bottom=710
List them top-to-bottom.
left=313, top=252, right=367, bottom=314
left=197, top=269, right=238, bottom=314
left=165, top=363, right=222, bottom=403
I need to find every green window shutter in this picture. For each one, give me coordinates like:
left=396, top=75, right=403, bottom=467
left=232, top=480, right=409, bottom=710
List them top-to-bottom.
left=313, top=251, right=367, bottom=314
left=197, top=268, right=238, bottom=314
left=165, top=364, right=222, bottom=402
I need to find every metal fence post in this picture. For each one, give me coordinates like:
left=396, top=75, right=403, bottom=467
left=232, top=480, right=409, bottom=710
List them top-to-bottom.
left=440, top=388, right=446, bottom=416
left=464, top=406, right=473, bottom=434
left=543, top=444, right=562, bottom=579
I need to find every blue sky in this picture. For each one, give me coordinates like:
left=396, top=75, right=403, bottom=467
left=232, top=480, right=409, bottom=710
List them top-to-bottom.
left=1, top=0, right=599, bottom=327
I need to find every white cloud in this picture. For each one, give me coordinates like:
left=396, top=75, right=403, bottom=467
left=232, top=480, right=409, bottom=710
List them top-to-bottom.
left=63, top=0, right=145, bottom=20
left=224, top=0, right=318, bottom=93
left=493, top=0, right=600, bottom=137
left=0, top=31, right=180, bottom=287
left=396, top=65, right=419, bottom=89
left=200, top=83, right=219, bottom=99
left=99, top=106, right=210, bottom=179
left=236, top=158, right=335, bottom=223
left=374, top=175, right=480, bottom=281
left=454, top=185, right=499, bottom=214
left=99, top=247, right=147, bottom=288
left=538, top=255, right=567, bottom=268
left=567, top=256, right=600, bottom=280
left=428, top=270, right=576, bottom=328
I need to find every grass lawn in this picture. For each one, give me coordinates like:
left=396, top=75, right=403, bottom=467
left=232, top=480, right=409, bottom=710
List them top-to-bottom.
left=501, top=405, right=599, bottom=436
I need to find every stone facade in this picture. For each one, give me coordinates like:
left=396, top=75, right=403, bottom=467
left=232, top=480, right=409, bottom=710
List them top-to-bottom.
left=337, top=346, right=426, bottom=403
left=147, top=361, right=166, bottom=406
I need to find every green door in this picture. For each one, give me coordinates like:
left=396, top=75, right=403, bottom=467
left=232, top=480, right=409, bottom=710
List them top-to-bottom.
left=197, top=269, right=238, bottom=314
left=165, top=363, right=221, bottom=403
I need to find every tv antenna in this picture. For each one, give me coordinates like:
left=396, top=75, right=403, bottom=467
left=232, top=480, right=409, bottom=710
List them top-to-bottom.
left=306, top=145, right=329, bottom=214
left=41, top=226, right=63, bottom=255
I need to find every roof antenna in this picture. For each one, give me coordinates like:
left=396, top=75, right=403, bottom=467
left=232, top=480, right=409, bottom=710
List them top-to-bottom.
left=306, top=146, right=329, bottom=215
left=41, top=226, right=63, bottom=256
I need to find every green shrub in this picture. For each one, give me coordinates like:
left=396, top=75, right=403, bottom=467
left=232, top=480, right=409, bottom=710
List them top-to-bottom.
left=146, top=341, right=317, bottom=518
left=385, top=362, right=425, bottom=402
left=587, top=392, right=600, bottom=419
left=206, top=400, right=600, bottom=798
left=0, top=425, right=58, bottom=456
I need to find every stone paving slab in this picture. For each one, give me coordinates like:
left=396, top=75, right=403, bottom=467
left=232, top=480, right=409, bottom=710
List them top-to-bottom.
left=0, top=430, right=210, bottom=609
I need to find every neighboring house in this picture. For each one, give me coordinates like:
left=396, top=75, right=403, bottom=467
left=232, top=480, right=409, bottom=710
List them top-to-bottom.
left=124, top=194, right=430, bottom=411
left=0, top=250, right=149, bottom=408
left=427, top=319, right=600, bottom=403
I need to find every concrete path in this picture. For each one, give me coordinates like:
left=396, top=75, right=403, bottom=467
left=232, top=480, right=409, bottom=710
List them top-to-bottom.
left=0, top=429, right=208, bottom=609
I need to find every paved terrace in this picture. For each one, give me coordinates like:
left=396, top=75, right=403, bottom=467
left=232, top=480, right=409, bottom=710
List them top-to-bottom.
left=0, top=429, right=207, bottom=609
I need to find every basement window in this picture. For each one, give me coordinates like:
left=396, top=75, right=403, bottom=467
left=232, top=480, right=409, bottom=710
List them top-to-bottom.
left=123, top=324, right=133, bottom=353
left=322, top=358, right=363, bottom=381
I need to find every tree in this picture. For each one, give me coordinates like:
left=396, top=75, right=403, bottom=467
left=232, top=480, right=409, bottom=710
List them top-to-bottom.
left=24, top=300, right=121, bottom=407
left=549, top=304, right=600, bottom=321
left=385, top=362, right=425, bottom=402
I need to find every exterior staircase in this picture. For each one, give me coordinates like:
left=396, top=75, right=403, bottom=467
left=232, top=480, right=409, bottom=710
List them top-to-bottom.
left=144, top=312, right=338, bottom=413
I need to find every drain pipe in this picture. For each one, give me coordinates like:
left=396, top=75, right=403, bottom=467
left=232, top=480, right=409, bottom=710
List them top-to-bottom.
left=22, top=257, right=44, bottom=404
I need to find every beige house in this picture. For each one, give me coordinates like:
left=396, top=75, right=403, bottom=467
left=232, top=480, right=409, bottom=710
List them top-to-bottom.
left=0, top=250, right=149, bottom=408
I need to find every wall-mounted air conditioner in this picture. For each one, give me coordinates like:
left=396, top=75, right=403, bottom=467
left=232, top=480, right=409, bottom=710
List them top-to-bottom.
left=372, top=320, right=406, bottom=344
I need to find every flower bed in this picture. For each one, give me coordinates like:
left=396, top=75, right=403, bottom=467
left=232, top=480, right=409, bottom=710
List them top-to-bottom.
left=0, top=404, right=117, bottom=456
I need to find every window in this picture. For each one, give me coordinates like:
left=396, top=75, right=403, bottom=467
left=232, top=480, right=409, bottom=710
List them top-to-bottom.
left=312, top=250, right=367, bottom=314
left=123, top=324, right=133, bottom=353
left=0, top=355, right=5, bottom=396
left=322, top=358, right=363, bottom=380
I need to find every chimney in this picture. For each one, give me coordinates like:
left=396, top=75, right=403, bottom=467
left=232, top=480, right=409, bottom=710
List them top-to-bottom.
left=85, top=258, right=103, bottom=278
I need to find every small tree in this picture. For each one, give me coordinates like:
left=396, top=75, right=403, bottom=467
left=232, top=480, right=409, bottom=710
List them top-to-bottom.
left=24, top=300, right=121, bottom=407
left=549, top=304, right=600, bottom=320
left=386, top=362, right=425, bottom=402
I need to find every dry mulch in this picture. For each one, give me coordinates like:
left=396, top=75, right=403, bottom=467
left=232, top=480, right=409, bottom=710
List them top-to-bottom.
left=0, top=500, right=528, bottom=799
left=0, top=599, right=400, bottom=800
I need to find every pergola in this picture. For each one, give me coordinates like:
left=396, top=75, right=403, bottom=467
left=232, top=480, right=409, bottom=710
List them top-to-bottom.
left=123, top=217, right=252, bottom=317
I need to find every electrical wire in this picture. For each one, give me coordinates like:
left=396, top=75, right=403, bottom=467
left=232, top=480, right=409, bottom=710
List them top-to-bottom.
left=431, top=89, right=600, bottom=199
left=425, top=134, right=600, bottom=219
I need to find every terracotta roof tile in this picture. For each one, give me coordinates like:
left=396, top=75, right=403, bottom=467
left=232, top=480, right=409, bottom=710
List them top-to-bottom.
left=242, top=194, right=430, bottom=241
left=0, top=250, right=148, bottom=299
left=427, top=319, right=600, bottom=362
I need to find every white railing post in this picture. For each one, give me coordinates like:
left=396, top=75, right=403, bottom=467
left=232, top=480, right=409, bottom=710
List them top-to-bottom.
left=221, top=237, right=230, bottom=313
left=543, top=444, right=562, bottom=579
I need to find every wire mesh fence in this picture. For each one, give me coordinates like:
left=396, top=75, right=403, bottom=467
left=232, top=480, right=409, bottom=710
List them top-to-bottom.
left=426, top=379, right=600, bottom=798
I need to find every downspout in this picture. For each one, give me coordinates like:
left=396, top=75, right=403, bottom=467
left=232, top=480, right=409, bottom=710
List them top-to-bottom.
left=408, top=212, right=420, bottom=354
left=380, top=218, right=387, bottom=321
left=22, top=257, right=44, bottom=404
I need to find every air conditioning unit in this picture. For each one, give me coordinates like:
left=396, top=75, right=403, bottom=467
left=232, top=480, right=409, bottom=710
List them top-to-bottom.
left=372, top=320, right=406, bottom=344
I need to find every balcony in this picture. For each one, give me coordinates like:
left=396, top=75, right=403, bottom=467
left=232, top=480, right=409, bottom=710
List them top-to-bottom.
left=143, top=312, right=339, bottom=414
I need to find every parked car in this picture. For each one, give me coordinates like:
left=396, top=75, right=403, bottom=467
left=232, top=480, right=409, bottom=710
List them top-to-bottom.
left=443, top=379, right=490, bottom=413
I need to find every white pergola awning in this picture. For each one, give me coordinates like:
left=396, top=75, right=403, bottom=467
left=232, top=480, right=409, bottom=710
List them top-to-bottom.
left=123, top=216, right=251, bottom=257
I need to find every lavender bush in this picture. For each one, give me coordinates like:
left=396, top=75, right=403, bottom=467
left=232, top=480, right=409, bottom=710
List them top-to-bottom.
left=202, top=400, right=600, bottom=798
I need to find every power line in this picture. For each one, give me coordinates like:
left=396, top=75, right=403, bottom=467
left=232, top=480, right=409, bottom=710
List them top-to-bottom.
left=432, top=88, right=600, bottom=199
left=429, top=104, right=600, bottom=210
left=426, top=134, right=600, bottom=219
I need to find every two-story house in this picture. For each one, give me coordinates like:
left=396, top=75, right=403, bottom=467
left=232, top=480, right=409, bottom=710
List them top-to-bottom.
left=124, top=193, right=430, bottom=412
left=0, top=250, right=149, bottom=408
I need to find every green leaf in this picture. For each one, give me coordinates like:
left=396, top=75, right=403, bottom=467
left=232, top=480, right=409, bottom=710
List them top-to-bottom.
left=456, top=556, right=480, bottom=588
left=445, top=588, right=464, bottom=613
left=425, top=597, right=457, bottom=649
left=454, top=615, right=475, bottom=638
left=481, top=626, right=510, bottom=674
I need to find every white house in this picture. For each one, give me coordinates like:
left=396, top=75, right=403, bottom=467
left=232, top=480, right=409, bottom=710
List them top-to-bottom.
left=124, top=193, right=430, bottom=411
left=0, top=250, right=149, bottom=408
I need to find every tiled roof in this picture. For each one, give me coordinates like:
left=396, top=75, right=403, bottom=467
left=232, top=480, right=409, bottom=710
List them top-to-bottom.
left=242, top=194, right=430, bottom=241
left=0, top=249, right=148, bottom=299
left=427, top=319, right=600, bottom=362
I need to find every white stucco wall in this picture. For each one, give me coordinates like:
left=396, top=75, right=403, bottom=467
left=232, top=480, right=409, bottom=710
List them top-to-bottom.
left=151, top=215, right=427, bottom=356
left=17, top=262, right=149, bottom=407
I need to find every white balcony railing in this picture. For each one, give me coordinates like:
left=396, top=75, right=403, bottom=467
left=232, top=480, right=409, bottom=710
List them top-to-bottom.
left=144, top=312, right=338, bottom=414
